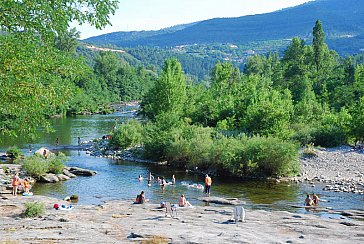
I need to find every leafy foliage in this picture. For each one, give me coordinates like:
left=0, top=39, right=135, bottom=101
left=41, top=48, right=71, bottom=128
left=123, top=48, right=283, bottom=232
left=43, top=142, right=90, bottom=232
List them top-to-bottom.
left=0, top=0, right=119, bottom=139
left=111, top=120, right=143, bottom=149
left=6, top=146, right=23, bottom=159
left=18, top=153, right=67, bottom=179
left=22, top=202, right=45, bottom=218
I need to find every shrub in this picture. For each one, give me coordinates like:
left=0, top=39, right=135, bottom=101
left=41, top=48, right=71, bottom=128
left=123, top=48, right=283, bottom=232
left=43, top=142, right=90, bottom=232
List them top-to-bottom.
left=313, top=110, right=351, bottom=147
left=111, top=119, right=143, bottom=149
left=290, top=123, right=317, bottom=146
left=165, top=124, right=213, bottom=167
left=241, top=136, right=300, bottom=177
left=302, top=143, right=317, bottom=158
left=6, top=146, right=23, bottom=159
left=19, top=153, right=67, bottom=178
left=20, top=156, right=49, bottom=179
left=48, top=157, right=65, bottom=174
left=23, top=202, right=45, bottom=218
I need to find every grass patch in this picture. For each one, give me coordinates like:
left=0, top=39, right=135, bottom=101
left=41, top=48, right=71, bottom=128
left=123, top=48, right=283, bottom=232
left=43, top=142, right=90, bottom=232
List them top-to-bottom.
left=141, top=235, right=169, bottom=244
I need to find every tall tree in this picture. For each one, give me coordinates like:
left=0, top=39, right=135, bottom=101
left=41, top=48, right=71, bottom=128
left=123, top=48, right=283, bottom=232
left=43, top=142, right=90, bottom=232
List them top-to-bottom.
left=0, top=0, right=119, bottom=138
left=312, top=20, right=325, bottom=72
left=141, top=58, right=187, bottom=119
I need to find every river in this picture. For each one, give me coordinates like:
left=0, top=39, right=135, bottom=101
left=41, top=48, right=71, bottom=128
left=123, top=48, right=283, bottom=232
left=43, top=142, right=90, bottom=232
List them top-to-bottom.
left=1, top=105, right=363, bottom=216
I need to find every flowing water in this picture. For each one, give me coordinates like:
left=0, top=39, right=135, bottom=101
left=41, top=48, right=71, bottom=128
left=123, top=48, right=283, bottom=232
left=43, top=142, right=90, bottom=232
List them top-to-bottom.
left=1, top=106, right=363, bottom=216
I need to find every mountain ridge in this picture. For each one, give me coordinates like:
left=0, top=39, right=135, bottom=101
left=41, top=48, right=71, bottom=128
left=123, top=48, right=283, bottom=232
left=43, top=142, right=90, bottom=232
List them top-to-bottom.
left=84, top=0, right=364, bottom=55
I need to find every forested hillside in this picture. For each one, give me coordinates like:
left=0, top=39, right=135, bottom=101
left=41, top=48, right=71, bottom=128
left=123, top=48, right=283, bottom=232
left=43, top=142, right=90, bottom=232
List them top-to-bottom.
left=85, top=0, right=364, bottom=56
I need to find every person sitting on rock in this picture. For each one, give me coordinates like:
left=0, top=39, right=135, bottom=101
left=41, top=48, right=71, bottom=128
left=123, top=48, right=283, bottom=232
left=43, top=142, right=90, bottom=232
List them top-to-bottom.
left=135, top=191, right=147, bottom=204
left=312, top=193, right=319, bottom=205
left=178, top=194, right=191, bottom=207
left=304, top=194, right=313, bottom=206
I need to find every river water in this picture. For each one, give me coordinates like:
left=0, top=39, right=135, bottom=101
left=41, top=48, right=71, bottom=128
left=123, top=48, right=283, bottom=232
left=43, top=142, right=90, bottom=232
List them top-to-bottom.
left=1, top=106, right=363, bottom=216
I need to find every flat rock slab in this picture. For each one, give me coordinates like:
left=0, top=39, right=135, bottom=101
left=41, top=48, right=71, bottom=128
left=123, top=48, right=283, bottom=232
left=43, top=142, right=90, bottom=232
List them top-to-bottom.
left=1, top=195, right=363, bottom=244
left=198, top=196, right=245, bottom=205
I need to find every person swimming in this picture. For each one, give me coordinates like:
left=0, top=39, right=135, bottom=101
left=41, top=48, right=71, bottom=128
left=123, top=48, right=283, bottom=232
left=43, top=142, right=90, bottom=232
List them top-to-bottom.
left=138, top=175, right=143, bottom=181
left=312, top=193, right=319, bottom=205
left=305, top=194, right=313, bottom=206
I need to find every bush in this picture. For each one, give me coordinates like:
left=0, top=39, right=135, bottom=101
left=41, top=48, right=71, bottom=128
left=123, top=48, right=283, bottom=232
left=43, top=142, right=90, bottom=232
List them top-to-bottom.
left=313, top=110, right=351, bottom=147
left=142, top=117, right=299, bottom=177
left=111, top=119, right=143, bottom=149
left=290, top=123, right=317, bottom=146
left=165, top=124, right=213, bottom=167
left=241, top=136, right=300, bottom=177
left=302, top=143, right=317, bottom=158
left=6, top=146, right=23, bottom=159
left=18, top=153, right=67, bottom=178
left=20, top=156, right=49, bottom=178
left=48, top=157, right=65, bottom=174
left=23, top=202, right=45, bottom=218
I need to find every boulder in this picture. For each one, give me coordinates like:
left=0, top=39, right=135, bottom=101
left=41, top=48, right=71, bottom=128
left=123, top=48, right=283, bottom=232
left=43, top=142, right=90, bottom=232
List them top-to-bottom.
left=34, top=147, right=54, bottom=158
left=66, top=167, right=96, bottom=176
left=62, top=168, right=76, bottom=178
left=39, top=173, right=59, bottom=183
left=57, top=174, right=70, bottom=181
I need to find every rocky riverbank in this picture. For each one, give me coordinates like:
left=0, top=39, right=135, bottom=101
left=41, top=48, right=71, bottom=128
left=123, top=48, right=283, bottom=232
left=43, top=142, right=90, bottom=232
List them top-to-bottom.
left=292, top=146, right=364, bottom=194
left=0, top=163, right=96, bottom=195
left=0, top=195, right=363, bottom=243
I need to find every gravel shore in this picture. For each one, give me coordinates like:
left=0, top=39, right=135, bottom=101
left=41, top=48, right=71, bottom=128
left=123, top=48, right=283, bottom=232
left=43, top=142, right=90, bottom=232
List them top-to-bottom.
left=295, top=146, right=364, bottom=194
left=1, top=195, right=363, bottom=244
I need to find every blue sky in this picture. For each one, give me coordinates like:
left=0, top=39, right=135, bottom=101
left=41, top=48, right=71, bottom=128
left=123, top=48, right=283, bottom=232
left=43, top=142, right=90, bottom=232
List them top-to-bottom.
left=77, top=0, right=313, bottom=39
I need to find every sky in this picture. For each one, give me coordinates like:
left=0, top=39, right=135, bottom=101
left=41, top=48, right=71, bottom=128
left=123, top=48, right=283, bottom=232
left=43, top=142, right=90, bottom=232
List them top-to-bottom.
left=77, top=0, right=314, bottom=39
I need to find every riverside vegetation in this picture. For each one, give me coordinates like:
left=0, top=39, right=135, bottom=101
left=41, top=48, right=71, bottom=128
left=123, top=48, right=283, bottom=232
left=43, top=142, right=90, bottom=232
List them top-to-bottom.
left=1, top=2, right=364, bottom=180
left=109, top=21, right=364, bottom=179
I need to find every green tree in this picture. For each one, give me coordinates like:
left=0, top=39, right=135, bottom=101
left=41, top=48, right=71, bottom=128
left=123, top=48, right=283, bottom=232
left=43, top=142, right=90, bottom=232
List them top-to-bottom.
left=0, top=0, right=119, bottom=138
left=0, top=0, right=118, bottom=40
left=312, top=20, right=325, bottom=73
left=55, top=28, right=81, bottom=53
left=141, top=58, right=187, bottom=119
left=351, top=96, right=364, bottom=141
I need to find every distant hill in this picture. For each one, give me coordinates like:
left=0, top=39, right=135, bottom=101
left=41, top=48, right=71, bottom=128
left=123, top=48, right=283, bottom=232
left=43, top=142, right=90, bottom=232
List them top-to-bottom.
left=85, top=0, right=364, bottom=55
left=84, top=22, right=198, bottom=47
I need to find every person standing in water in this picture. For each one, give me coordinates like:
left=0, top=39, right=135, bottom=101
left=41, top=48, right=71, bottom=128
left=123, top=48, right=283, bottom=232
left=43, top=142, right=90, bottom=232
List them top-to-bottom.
left=11, top=173, right=21, bottom=196
left=204, top=174, right=212, bottom=196
left=172, top=175, right=176, bottom=185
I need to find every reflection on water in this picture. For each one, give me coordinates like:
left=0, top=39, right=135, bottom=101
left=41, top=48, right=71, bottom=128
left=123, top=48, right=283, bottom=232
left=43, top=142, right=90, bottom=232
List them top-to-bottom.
left=1, top=107, right=363, bottom=214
